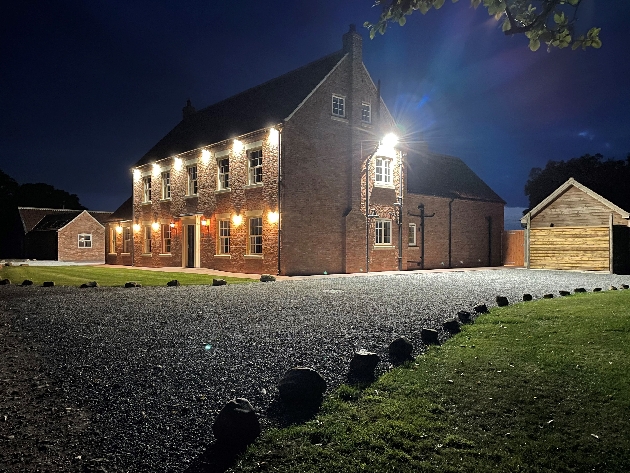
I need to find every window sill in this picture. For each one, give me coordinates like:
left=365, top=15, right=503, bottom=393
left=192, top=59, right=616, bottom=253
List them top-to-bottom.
left=331, top=115, right=348, bottom=123
left=244, top=183, right=263, bottom=190
left=374, top=183, right=395, bottom=189
left=215, top=188, right=231, bottom=194
left=184, top=194, right=198, bottom=199
left=160, top=198, right=172, bottom=202
left=142, top=201, right=152, bottom=205
left=374, top=245, right=395, bottom=250
left=408, top=245, right=418, bottom=248
left=108, top=252, right=117, bottom=255
left=121, top=252, right=131, bottom=255
left=141, top=253, right=152, bottom=256
left=158, top=253, right=172, bottom=257
left=214, top=254, right=231, bottom=259
left=244, top=254, right=263, bottom=259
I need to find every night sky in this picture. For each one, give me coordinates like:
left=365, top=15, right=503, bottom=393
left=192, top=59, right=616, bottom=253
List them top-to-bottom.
left=2, top=0, right=629, bottom=212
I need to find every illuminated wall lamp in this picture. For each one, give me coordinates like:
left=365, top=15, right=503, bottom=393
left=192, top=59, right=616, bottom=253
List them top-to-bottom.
left=268, top=211, right=279, bottom=224
left=232, top=214, right=243, bottom=226
left=151, top=222, right=160, bottom=231
left=133, top=223, right=141, bottom=232
left=115, top=225, right=123, bottom=234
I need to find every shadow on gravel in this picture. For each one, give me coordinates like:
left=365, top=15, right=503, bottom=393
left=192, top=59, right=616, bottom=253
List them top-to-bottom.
left=265, top=398, right=322, bottom=427
left=183, top=441, right=245, bottom=473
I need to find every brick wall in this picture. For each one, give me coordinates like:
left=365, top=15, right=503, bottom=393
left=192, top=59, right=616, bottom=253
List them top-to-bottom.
left=58, top=211, right=106, bottom=263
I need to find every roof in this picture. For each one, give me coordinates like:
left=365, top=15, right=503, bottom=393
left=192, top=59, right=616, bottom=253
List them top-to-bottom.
left=134, top=51, right=346, bottom=167
left=406, top=151, right=505, bottom=204
left=520, top=177, right=630, bottom=223
left=108, top=196, right=133, bottom=222
left=18, top=207, right=112, bottom=233
left=31, top=212, right=84, bottom=231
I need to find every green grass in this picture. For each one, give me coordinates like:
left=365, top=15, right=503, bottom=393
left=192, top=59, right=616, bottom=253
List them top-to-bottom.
left=0, top=265, right=256, bottom=287
left=233, top=291, right=630, bottom=473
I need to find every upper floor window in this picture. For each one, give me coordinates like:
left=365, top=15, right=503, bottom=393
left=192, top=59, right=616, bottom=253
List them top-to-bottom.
left=332, top=94, right=345, bottom=117
left=361, top=102, right=371, bottom=123
left=248, top=149, right=263, bottom=185
left=217, top=157, right=230, bottom=190
left=375, top=157, right=392, bottom=186
left=187, top=165, right=198, bottom=196
left=161, top=171, right=171, bottom=200
left=142, top=176, right=151, bottom=202
left=248, top=217, right=263, bottom=255
left=218, top=219, right=230, bottom=254
left=375, top=219, right=391, bottom=245
left=408, top=223, right=417, bottom=246
left=161, top=224, right=171, bottom=254
left=122, top=227, right=131, bottom=253
left=78, top=233, right=92, bottom=248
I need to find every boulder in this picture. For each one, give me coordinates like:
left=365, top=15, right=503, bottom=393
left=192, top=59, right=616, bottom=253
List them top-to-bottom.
left=19, top=263, right=29, bottom=267
left=260, top=274, right=276, bottom=282
left=0, top=278, right=11, bottom=285
left=212, top=278, right=227, bottom=286
left=21, top=279, right=33, bottom=286
left=167, top=280, right=180, bottom=287
left=42, top=281, right=55, bottom=287
left=80, top=281, right=98, bottom=288
left=124, top=282, right=141, bottom=288
left=621, top=284, right=629, bottom=290
left=609, top=286, right=618, bottom=291
left=593, top=287, right=602, bottom=292
left=574, top=288, right=587, bottom=293
left=559, top=290, right=571, bottom=296
left=523, top=293, right=533, bottom=301
left=543, top=293, right=554, bottom=299
left=496, top=296, right=509, bottom=307
left=474, top=304, right=488, bottom=314
left=457, top=310, right=473, bottom=324
left=443, top=318, right=461, bottom=333
left=421, top=328, right=439, bottom=345
left=388, top=336, right=413, bottom=361
left=348, top=349, right=380, bottom=381
left=278, top=367, right=326, bottom=406
left=211, top=398, right=261, bottom=448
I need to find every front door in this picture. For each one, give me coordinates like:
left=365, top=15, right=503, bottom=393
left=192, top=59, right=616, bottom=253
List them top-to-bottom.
left=187, top=224, right=195, bottom=268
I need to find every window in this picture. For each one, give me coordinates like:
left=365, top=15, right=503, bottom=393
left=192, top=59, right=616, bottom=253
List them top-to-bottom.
left=332, top=94, right=345, bottom=117
left=361, top=102, right=371, bottom=123
left=248, top=149, right=263, bottom=185
left=375, top=157, right=392, bottom=186
left=217, top=158, right=229, bottom=190
left=187, top=165, right=198, bottom=195
left=161, top=171, right=171, bottom=199
left=142, top=176, right=151, bottom=202
left=248, top=217, right=263, bottom=254
left=218, top=219, right=230, bottom=254
left=375, top=219, right=391, bottom=245
left=408, top=223, right=417, bottom=246
left=161, top=224, right=171, bottom=254
left=143, top=226, right=152, bottom=253
left=123, top=227, right=131, bottom=253
left=109, top=228, right=117, bottom=253
left=78, top=233, right=92, bottom=248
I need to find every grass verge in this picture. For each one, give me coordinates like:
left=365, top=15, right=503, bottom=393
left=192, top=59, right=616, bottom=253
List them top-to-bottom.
left=0, top=265, right=256, bottom=286
left=233, top=291, right=630, bottom=472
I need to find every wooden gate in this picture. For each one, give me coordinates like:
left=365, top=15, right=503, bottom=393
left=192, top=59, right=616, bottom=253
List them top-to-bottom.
left=529, top=226, right=610, bottom=271
left=503, top=230, right=524, bottom=267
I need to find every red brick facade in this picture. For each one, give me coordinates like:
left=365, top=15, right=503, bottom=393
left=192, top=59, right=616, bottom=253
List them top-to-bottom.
left=108, top=26, right=504, bottom=275
left=57, top=211, right=106, bottom=263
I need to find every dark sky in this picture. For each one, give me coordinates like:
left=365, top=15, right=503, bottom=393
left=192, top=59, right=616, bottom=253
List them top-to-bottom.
left=1, top=1, right=629, bottom=211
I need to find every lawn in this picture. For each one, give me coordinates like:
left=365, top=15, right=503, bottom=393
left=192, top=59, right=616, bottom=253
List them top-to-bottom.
left=0, top=265, right=256, bottom=287
left=233, top=290, right=630, bottom=473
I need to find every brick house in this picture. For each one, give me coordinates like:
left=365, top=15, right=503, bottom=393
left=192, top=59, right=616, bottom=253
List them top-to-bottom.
left=109, top=26, right=504, bottom=275
left=17, top=208, right=111, bottom=262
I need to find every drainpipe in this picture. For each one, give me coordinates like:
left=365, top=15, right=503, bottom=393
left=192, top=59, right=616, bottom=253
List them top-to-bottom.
left=277, top=128, right=282, bottom=275
left=448, top=198, right=454, bottom=268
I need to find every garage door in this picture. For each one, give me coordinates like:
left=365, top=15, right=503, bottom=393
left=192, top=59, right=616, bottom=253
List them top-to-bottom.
left=529, top=226, right=610, bottom=271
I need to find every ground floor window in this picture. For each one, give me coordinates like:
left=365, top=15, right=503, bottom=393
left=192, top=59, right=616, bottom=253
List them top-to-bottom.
left=248, top=217, right=263, bottom=254
left=218, top=219, right=230, bottom=254
left=375, top=219, right=391, bottom=245
left=408, top=223, right=417, bottom=246
left=161, top=224, right=171, bottom=253
left=143, top=226, right=152, bottom=253
left=123, top=227, right=131, bottom=253
left=109, top=228, right=117, bottom=253
left=78, top=233, right=92, bottom=248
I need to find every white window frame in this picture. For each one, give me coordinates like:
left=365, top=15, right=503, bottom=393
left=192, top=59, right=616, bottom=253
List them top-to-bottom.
left=332, top=94, right=345, bottom=117
left=361, top=102, right=371, bottom=123
left=248, top=149, right=263, bottom=185
left=217, top=157, right=230, bottom=190
left=375, top=157, right=393, bottom=186
left=187, top=165, right=198, bottom=196
left=161, top=171, right=171, bottom=200
left=142, top=176, right=151, bottom=203
left=248, top=217, right=263, bottom=255
left=218, top=219, right=231, bottom=254
left=375, top=219, right=392, bottom=246
left=408, top=223, right=417, bottom=246
left=161, top=224, right=171, bottom=254
left=143, top=226, right=152, bottom=254
left=122, top=227, right=131, bottom=254
left=109, top=228, right=116, bottom=253
left=78, top=233, right=92, bottom=248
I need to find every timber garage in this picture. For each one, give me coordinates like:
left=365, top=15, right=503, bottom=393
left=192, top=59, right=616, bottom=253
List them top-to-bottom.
left=521, top=178, right=630, bottom=273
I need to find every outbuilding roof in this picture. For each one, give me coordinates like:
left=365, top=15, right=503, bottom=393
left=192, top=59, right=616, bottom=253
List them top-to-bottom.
left=406, top=151, right=505, bottom=204
left=18, top=207, right=112, bottom=233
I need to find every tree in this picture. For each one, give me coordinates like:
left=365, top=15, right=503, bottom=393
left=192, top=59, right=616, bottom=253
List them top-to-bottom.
left=365, top=0, right=602, bottom=52
left=524, top=153, right=630, bottom=211
left=16, top=183, right=85, bottom=210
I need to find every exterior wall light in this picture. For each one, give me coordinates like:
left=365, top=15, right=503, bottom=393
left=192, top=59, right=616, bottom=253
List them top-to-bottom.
left=268, top=127, right=279, bottom=146
left=376, top=133, right=398, bottom=159
left=233, top=139, right=244, bottom=154
left=201, top=149, right=211, bottom=164
left=174, top=157, right=183, bottom=171
left=152, top=163, right=161, bottom=175
left=133, top=169, right=141, bottom=181
left=268, top=211, right=279, bottom=224
left=232, top=214, right=243, bottom=226
left=201, top=219, right=208, bottom=226
left=151, top=222, right=160, bottom=231
left=169, top=222, right=175, bottom=228
left=133, top=223, right=141, bottom=232
left=115, top=225, right=123, bottom=234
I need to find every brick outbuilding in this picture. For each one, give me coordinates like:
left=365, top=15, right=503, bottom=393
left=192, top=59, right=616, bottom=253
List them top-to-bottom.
left=110, top=26, right=504, bottom=275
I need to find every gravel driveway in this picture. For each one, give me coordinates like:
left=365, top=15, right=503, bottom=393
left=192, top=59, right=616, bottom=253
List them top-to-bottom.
left=1, top=269, right=628, bottom=472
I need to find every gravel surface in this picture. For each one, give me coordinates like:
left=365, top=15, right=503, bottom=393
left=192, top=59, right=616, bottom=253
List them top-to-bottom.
left=1, top=269, right=629, bottom=472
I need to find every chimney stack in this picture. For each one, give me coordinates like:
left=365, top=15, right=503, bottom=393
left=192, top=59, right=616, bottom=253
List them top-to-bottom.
left=342, top=24, right=362, bottom=61
left=182, top=99, right=196, bottom=120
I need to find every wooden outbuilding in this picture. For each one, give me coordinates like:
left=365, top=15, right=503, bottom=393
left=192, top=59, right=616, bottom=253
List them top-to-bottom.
left=520, top=178, right=630, bottom=273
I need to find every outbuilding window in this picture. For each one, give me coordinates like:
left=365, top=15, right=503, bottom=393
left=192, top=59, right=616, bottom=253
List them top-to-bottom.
left=78, top=233, right=92, bottom=248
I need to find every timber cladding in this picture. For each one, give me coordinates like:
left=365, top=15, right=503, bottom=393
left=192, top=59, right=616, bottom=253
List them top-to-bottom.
left=529, top=226, right=610, bottom=271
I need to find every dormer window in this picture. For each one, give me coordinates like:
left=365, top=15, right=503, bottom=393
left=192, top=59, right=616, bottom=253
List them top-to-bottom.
left=332, top=94, right=345, bottom=117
